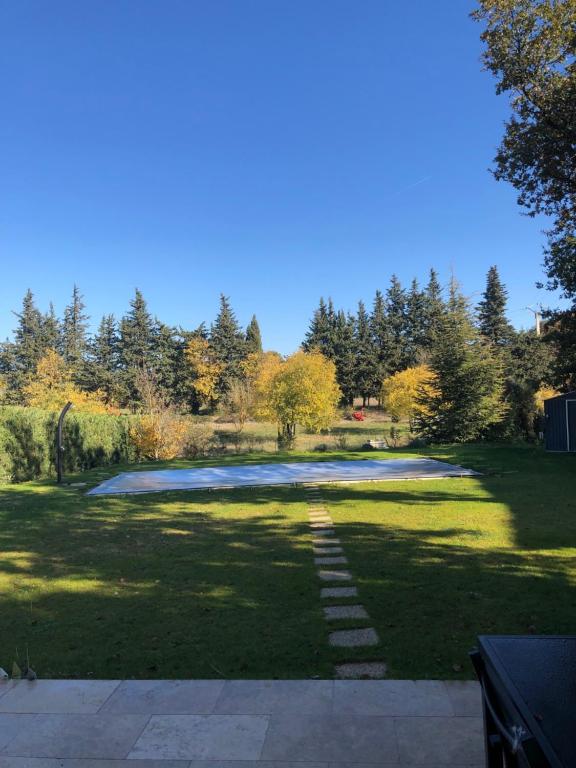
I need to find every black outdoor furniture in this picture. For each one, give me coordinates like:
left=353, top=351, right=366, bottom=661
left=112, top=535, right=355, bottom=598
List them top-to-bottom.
left=470, top=635, right=576, bottom=767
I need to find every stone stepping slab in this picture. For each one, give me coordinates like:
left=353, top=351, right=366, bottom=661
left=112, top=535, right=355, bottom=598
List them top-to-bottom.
left=309, top=519, right=333, bottom=525
left=310, top=522, right=334, bottom=530
left=313, top=529, right=336, bottom=537
left=313, top=537, right=340, bottom=545
left=313, top=546, right=343, bottom=555
left=314, top=556, right=348, bottom=566
left=318, top=569, right=353, bottom=582
left=321, top=586, right=358, bottom=598
left=323, top=604, right=369, bottom=620
left=328, top=628, right=380, bottom=647
left=334, top=661, right=388, bottom=679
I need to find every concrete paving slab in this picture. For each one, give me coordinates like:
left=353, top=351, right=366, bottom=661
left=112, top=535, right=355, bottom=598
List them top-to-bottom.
left=88, top=458, right=477, bottom=495
left=309, top=518, right=333, bottom=525
left=310, top=523, right=334, bottom=530
left=312, top=529, right=336, bottom=537
left=313, top=537, right=340, bottom=545
left=313, top=546, right=343, bottom=555
left=315, top=556, right=347, bottom=565
left=318, top=570, right=353, bottom=582
left=320, top=586, right=358, bottom=598
left=323, top=605, right=368, bottom=621
left=328, top=629, right=379, bottom=648
left=334, top=663, right=387, bottom=680
left=100, top=680, right=225, bottom=714
left=333, top=680, right=452, bottom=716
left=0, top=681, right=121, bottom=714
left=213, top=681, right=333, bottom=715
left=443, top=681, right=482, bottom=717
left=2, top=714, right=149, bottom=759
left=260, top=714, right=399, bottom=763
left=0, top=715, right=34, bottom=752
left=128, top=715, right=269, bottom=761
left=395, top=715, right=484, bottom=765
left=0, top=760, right=189, bottom=768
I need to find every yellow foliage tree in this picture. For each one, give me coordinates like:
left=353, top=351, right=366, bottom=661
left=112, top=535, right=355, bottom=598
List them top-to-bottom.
left=185, top=337, right=223, bottom=407
left=24, top=349, right=112, bottom=414
left=254, top=350, right=341, bottom=444
left=381, top=365, right=437, bottom=426
left=129, top=369, right=188, bottom=460
left=534, top=386, right=558, bottom=414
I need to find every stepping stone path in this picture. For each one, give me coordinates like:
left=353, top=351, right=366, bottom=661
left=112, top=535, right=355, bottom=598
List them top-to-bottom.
left=305, top=485, right=387, bottom=680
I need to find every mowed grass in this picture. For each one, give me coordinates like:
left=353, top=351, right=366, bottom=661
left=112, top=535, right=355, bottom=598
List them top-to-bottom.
left=1, top=443, right=576, bottom=679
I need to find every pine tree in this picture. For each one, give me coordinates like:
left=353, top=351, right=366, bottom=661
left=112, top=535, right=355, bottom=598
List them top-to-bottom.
left=477, top=266, right=514, bottom=347
left=423, top=268, right=445, bottom=346
left=386, top=275, right=407, bottom=373
left=405, top=279, right=428, bottom=367
left=415, top=284, right=508, bottom=442
left=62, top=285, right=89, bottom=378
left=119, top=289, right=156, bottom=408
left=0, top=290, right=47, bottom=400
left=371, top=290, right=391, bottom=387
left=210, top=295, right=247, bottom=393
left=303, top=297, right=336, bottom=357
left=354, top=301, right=378, bottom=405
left=42, top=303, right=62, bottom=352
left=332, top=311, right=356, bottom=405
left=87, top=314, right=120, bottom=403
left=245, top=315, right=263, bottom=354
left=154, top=321, right=184, bottom=405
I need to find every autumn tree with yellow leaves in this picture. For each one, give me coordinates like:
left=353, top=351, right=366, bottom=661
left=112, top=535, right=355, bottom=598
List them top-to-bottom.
left=254, top=350, right=341, bottom=446
left=381, top=365, right=437, bottom=428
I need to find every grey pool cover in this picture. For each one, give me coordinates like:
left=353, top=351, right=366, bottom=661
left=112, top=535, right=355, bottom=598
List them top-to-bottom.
left=87, top=458, right=477, bottom=496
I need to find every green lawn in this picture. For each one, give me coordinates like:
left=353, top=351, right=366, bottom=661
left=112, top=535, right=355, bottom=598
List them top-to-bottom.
left=1, top=444, right=575, bottom=679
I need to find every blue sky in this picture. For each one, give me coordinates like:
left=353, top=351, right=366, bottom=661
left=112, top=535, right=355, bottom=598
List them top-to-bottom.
left=0, top=0, right=559, bottom=353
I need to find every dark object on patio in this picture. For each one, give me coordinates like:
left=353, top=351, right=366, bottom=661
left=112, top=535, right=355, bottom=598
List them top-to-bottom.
left=544, top=391, right=576, bottom=452
left=470, top=635, right=576, bottom=767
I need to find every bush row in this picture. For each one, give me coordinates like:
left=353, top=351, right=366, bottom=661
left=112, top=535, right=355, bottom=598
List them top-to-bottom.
left=0, top=406, right=138, bottom=483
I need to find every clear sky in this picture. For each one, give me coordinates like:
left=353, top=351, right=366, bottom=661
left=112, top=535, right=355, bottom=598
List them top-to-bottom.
left=0, top=0, right=560, bottom=353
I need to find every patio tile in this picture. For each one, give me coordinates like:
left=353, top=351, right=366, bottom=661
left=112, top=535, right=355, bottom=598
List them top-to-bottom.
left=313, top=537, right=340, bottom=545
left=313, top=546, right=343, bottom=555
left=315, top=556, right=347, bottom=566
left=318, top=570, right=353, bottom=582
left=320, top=587, right=358, bottom=598
left=323, top=605, right=368, bottom=621
left=328, top=629, right=379, bottom=647
left=334, top=663, right=387, bottom=680
left=101, top=680, right=225, bottom=714
left=213, top=680, right=333, bottom=715
left=0, top=681, right=121, bottom=714
left=333, top=681, right=452, bottom=716
left=443, top=681, right=482, bottom=716
left=2, top=714, right=149, bottom=759
left=128, top=714, right=269, bottom=760
left=260, top=714, right=399, bottom=762
left=0, top=715, right=34, bottom=752
left=395, top=715, right=484, bottom=764
left=0, top=760, right=189, bottom=768
left=188, top=762, right=327, bottom=768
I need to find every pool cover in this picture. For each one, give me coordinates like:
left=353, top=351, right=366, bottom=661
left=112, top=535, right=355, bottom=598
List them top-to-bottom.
left=87, top=458, right=478, bottom=496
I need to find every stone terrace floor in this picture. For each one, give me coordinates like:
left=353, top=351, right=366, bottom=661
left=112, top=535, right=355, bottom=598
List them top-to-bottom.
left=0, top=679, right=484, bottom=767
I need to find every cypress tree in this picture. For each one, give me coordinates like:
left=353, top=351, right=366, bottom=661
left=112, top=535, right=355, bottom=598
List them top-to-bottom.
left=477, top=266, right=514, bottom=347
left=415, top=283, right=507, bottom=442
left=62, top=285, right=89, bottom=378
left=354, top=300, right=378, bottom=405
left=333, top=310, right=356, bottom=406
left=245, top=315, right=263, bottom=354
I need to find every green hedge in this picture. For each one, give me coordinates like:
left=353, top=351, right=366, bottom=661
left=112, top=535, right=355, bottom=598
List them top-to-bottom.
left=0, top=406, right=138, bottom=483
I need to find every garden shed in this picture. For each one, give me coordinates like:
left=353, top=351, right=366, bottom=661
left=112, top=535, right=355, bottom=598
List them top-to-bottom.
left=544, top=392, right=576, bottom=452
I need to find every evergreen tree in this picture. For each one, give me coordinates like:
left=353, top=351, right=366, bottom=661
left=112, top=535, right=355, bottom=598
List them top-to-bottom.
left=477, top=266, right=514, bottom=347
left=423, top=268, right=445, bottom=346
left=386, top=275, right=407, bottom=373
left=405, top=279, right=428, bottom=367
left=415, top=284, right=508, bottom=442
left=62, top=285, right=89, bottom=378
left=119, top=289, right=156, bottom=408
left=0, top=290, right=46, bottom=400
left=371, top=290, right=391, bottom=387
left=210, top=295, right=247, bottom=393
left=303, top=297, right=336, bottom=357
left=354, top=301, right=378, bottom=405
left=42, top=303, right=62, bottom=352
left=332, top=311, right=356, bottom=406
left=87, top=314, right=120, bottom=403
left=245, top=315, right=263, bottom=354
left=154, top=321, right=185, bottom=405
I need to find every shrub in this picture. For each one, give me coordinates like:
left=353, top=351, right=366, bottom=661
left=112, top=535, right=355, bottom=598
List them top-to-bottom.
left=0, top=406, right=136, bottom=483
left=130, top=412, right=188, bottom=461
left=182, top=422, right=216, bottom=459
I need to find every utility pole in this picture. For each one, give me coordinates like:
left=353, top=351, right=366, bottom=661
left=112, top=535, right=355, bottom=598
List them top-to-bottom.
left=526, top=306, right=542, bottom=336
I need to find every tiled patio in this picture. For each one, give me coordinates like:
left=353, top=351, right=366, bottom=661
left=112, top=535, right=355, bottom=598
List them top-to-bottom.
left=0, top=679, right=484, bottom=766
